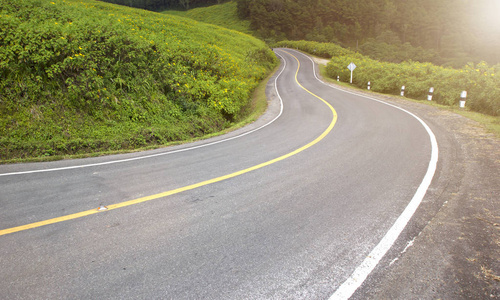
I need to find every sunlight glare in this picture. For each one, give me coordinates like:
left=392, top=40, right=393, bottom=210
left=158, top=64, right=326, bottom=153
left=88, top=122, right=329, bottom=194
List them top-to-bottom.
left=473, top=0, right=500, bottom=35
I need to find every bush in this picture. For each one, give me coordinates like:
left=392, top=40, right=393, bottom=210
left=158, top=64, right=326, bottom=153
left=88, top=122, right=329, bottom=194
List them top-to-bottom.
left=274, top=40, right=499, bottom=116
left=327, top=56, right=500, bottom=115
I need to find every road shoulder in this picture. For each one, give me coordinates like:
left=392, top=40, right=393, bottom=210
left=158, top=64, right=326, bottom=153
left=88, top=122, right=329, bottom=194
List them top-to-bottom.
left=343, top=91, right=500, bottom=299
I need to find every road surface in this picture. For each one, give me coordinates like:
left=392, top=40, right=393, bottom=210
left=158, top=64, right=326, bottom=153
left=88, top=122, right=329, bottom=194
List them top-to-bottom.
left=1, top=49, right=440, bottom=299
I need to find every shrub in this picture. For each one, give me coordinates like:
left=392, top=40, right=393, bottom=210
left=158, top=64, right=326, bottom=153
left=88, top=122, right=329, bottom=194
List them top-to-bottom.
left=275, top=40, right=499, bottom=116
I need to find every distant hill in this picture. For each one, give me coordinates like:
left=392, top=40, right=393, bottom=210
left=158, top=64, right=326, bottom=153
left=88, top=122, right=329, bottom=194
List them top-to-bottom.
left=0, top=0, right=277, bottom=161
left=99, top=0, right=226, bottom=11
left=163, top=1, right=252, bottom=35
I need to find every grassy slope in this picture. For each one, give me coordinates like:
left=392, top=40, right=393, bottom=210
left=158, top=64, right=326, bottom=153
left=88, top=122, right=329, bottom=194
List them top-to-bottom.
left=0, top=0, right=277, bottom=162
left=163, top=1, right=252, bottom=35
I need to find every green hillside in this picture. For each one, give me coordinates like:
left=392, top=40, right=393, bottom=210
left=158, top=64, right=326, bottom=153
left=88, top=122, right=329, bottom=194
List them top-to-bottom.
left=0, top=0, right=277, bottom=161
left=163, top=1, right=252, bottom=35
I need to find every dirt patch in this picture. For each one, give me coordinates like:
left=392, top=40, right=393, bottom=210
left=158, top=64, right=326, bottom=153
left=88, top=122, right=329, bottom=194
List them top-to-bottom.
left=312, top=57, right=330, bottom=66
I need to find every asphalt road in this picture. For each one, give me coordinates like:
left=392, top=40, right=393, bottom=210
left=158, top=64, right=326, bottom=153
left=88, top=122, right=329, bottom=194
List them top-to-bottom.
left=0, top=49, right=437, bottom=299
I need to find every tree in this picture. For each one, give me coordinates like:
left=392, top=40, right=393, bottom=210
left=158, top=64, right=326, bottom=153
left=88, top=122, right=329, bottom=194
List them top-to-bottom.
left=179, top=0, right=190, bottom=9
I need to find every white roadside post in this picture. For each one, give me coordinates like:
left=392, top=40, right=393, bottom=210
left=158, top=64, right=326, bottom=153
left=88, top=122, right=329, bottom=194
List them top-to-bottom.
left=347, top=62, right=356, bottom=84
left=337, top=75, right=340, bottom=81
left=367, top=81, right=371, bottom=90
left=400, top=85, right=405, bottom=97
left=427, top=87, right=434, bottom=101
left=460, top=91, right=467, bottom=108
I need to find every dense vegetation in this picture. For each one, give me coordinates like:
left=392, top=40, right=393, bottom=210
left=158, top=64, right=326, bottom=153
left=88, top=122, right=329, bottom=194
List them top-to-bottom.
left=0, top=0, right=277, bottom=161
left=101, top=0, right=227, bottom=11
left=238, top=0, right=500, bottom=67
left=163, top=1, right=252, bottom=35
left=276, top=40, right=500, bottom=116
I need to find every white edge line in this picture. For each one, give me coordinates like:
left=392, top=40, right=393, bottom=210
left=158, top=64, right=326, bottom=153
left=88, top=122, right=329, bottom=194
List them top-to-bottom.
left=286, top=49, right=439, bottom=300
left=0, top=55, right=287, bottom=177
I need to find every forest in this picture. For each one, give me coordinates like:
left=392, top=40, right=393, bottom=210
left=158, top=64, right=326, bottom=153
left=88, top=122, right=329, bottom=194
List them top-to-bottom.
left=236, top=0, right=500, bottom=68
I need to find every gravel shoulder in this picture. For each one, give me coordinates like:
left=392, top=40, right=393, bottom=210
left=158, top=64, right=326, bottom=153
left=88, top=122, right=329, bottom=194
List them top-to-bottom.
left=311, top=58, right=499, bottom=298
left=342, top=88, right=499, bottom=299
left=362, top=95, right=499, bottom=299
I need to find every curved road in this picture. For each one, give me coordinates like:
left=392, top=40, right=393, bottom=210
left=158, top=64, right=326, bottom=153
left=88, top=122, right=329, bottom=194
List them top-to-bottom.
left=0, top=49, right=437, bottom=299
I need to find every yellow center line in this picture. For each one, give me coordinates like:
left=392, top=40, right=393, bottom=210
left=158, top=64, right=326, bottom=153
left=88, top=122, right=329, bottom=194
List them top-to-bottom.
left=0, top=50, right=337, bottom=237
